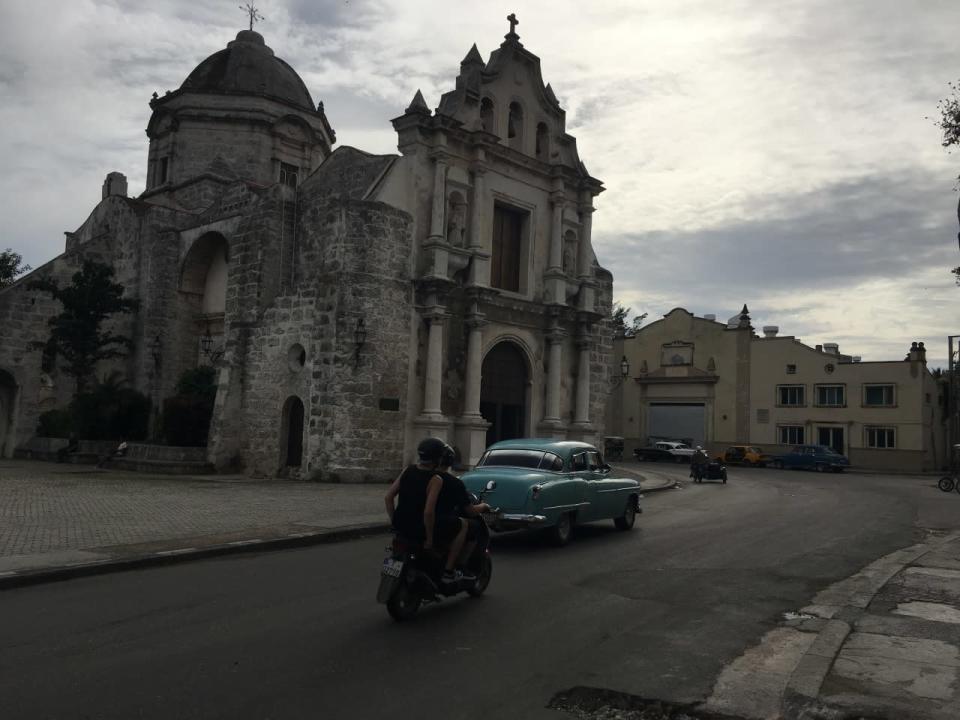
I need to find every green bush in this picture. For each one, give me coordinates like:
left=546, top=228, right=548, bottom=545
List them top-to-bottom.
left=161, top=366, right=218, bottom=447
left=37, top=374, right=151, bottom=441
left=37, top=408, right=72, bottom=437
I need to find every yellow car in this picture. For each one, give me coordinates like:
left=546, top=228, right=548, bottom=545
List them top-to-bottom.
left=717, top=445, right=770, bottom=467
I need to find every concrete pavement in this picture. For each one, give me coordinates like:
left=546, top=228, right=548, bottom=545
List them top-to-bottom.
left=0, top=458, right=676, bottom=589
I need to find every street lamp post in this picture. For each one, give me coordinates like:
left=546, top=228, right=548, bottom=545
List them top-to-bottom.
left=949, top=335, right=960, bottom=473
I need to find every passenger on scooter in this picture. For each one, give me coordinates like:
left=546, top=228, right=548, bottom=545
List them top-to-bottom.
left=384, top=437, right=469, bottom=585
left=437, top=446, right=490, bottom=572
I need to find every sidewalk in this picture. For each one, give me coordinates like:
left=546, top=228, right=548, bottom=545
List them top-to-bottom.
left=0, top=459, right=676, bottom=589
left=782, top=531, right=960, bottom=720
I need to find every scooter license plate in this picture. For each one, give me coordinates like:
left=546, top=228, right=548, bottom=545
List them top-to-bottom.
left=382, top=558, right=404, bottom=578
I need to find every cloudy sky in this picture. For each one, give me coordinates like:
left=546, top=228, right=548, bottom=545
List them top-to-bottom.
left=1, top=0, right=958, bottom=365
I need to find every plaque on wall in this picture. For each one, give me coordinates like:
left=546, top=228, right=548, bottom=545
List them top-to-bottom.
left=661, top=341, right=693, bottom=367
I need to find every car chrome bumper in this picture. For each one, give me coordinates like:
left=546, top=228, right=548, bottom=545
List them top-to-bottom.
left=484, top=512, right=547, bottom=531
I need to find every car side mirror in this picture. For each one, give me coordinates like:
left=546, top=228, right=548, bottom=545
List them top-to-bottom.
left=485, top=480, right=497, bottom=491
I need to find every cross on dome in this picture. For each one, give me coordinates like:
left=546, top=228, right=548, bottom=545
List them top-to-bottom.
left=239, top=3, right=264, bottom=31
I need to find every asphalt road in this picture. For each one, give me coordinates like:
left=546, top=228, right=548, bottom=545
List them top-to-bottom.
left=2, top=467, right=956, bottom=720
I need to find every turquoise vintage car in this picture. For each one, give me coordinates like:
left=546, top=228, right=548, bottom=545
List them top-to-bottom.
left=461, top=439, right=642, bottom=546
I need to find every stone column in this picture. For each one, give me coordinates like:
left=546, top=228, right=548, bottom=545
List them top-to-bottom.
left=429, top=153, right=448, bottom=241
left=468, top=165, right=490, bottom=287
left=549, top=192, right=564, bottom=271
left=577, top=202, right=596, bottom=312
left=577, top=202, right=594, bottom=279
left=422, top=311, right=445, bottom=417
left=455, top=311, right=491, bottom=466
left=462, top=315, right=485, bottom=417
left=543, top=332, right=564, bottom=424
left=573, top=338, right=592, bottom=426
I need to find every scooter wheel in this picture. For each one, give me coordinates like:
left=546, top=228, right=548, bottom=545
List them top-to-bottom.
left=939, top=476, right=956, bottom=493
left=467, top=556, right=492, bottom=597
left=387, top=582, right=422, bottom=621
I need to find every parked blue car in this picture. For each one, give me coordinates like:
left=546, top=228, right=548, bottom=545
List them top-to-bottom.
left=460, top=439, right=642, bottom=546
left=771, top=445, right=850, bottom=473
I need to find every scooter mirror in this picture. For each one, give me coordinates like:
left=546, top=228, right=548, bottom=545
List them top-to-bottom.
left=485, top=480, right=497, bottom=491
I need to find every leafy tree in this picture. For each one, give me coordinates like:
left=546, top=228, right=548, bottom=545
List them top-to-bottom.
left=933, top=81, right=960, bottom=284
left=0, top=248, right=30, bottom=288
left=28, top=260, right=139, bottom=395
left=611, top=301, right=648, bottom=337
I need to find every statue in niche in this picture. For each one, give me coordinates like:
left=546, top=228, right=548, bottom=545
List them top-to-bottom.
left=446, top=195, right=467, bottom=247
left=563, top=232, right=577, bottom=277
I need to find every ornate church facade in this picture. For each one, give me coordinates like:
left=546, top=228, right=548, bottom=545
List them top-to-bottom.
left=0, top=20, right=614, bottom=480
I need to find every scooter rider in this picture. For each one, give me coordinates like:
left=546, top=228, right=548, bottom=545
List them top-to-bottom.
left=384, top=437, right=469, bottom=584
left=690, top=445, right=708, bottom=481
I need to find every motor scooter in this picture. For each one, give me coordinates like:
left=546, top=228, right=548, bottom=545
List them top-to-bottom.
left=377, top=481, right=498, bottom=621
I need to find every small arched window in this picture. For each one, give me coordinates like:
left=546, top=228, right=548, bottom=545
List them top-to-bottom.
left=480, top=97, right=495, bottom=133
left=508, top=102, right=524, bottom=149
left=535, top=122, right=549, bottom=160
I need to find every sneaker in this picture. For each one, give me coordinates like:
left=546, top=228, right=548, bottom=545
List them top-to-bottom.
left=458, top=568, right=477, bottom=582
left=441, top=570, right=461, bottom=584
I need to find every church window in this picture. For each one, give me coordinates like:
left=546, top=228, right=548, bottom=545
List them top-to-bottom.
left=480, top=97, right=495, bottom=133
left=507, top=102, right=524, bottom=149
left=535, top=122, right=549, bottom=160
left=159, top=157, right=169, bottom=185
left=279, top=162, right=299, bottom=188
left=491, top=204, right=524, bottom=292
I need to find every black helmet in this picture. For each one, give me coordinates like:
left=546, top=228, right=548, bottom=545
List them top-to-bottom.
left=417, top=437, right=447, bottom=464
left=439, top=444, right=456, bottom=468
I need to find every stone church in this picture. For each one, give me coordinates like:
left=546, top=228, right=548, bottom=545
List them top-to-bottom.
left=0, top=18, right=614, bottom=480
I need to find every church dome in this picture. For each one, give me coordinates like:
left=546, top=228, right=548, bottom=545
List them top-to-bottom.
left=180, top=30, right=314, bottom=112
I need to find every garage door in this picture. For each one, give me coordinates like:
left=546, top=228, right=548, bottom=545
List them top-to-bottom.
left=648, top=403, right=705, bottom=447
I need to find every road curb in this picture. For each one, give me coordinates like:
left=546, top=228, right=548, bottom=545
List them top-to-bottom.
left=0, top=474, right=676, bottom=592
left=0, top=521, right=391, bottom=592
left=781, top=531, right=960, bottom=719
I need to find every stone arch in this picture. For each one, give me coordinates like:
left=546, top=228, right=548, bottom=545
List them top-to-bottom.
left=480, top=96, right=496, bottom=134
left=507, top=101, right=525, bottom=151
left=535, top=121, right=550, bottom=161
left=179, top=232, right=229, bottom=367
left=480, top=338, right=533, bottom=446
left=0, top=368, right=18, bottom=459
left=280, top=395, right=305, bottom=470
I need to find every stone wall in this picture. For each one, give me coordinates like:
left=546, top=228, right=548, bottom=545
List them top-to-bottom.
left=295, top=196, right=414, bottom=482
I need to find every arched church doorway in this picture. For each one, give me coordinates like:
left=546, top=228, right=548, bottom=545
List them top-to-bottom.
left=179, top=232, right=229, bottom=367
left=480, top=341, right=528, bottom=447
left=0, top=369, right=17, bottom=459
left=281, top=396, right=305, bottom=468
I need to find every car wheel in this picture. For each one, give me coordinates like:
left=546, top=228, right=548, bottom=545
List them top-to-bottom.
left=742, top=459, right=753, bottom=468
left=772, top=460, right=784, bottom=470
left=815, top=463, right=826, bottom=473
left=939, top=476, right=956, bottom=493
left=614, top=498, right=637, bottom=530
left=549, top=513, right=573, bottom=546
left=466, top=555, right=492, bottom=597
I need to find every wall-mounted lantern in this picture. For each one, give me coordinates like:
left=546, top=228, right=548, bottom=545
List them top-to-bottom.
left=200, top=326, right=224, bottom=365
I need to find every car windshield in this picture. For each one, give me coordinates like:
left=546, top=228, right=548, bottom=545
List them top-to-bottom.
left=748, top=447, right=762, bottom=454
left=478, top=449, right=546, bottom=469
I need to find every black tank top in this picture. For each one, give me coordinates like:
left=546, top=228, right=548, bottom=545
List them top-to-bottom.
left=393, top=465, right=436, bottom=539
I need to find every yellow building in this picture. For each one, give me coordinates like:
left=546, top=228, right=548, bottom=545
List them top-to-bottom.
left=609, top=307, right=946, bottom=472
